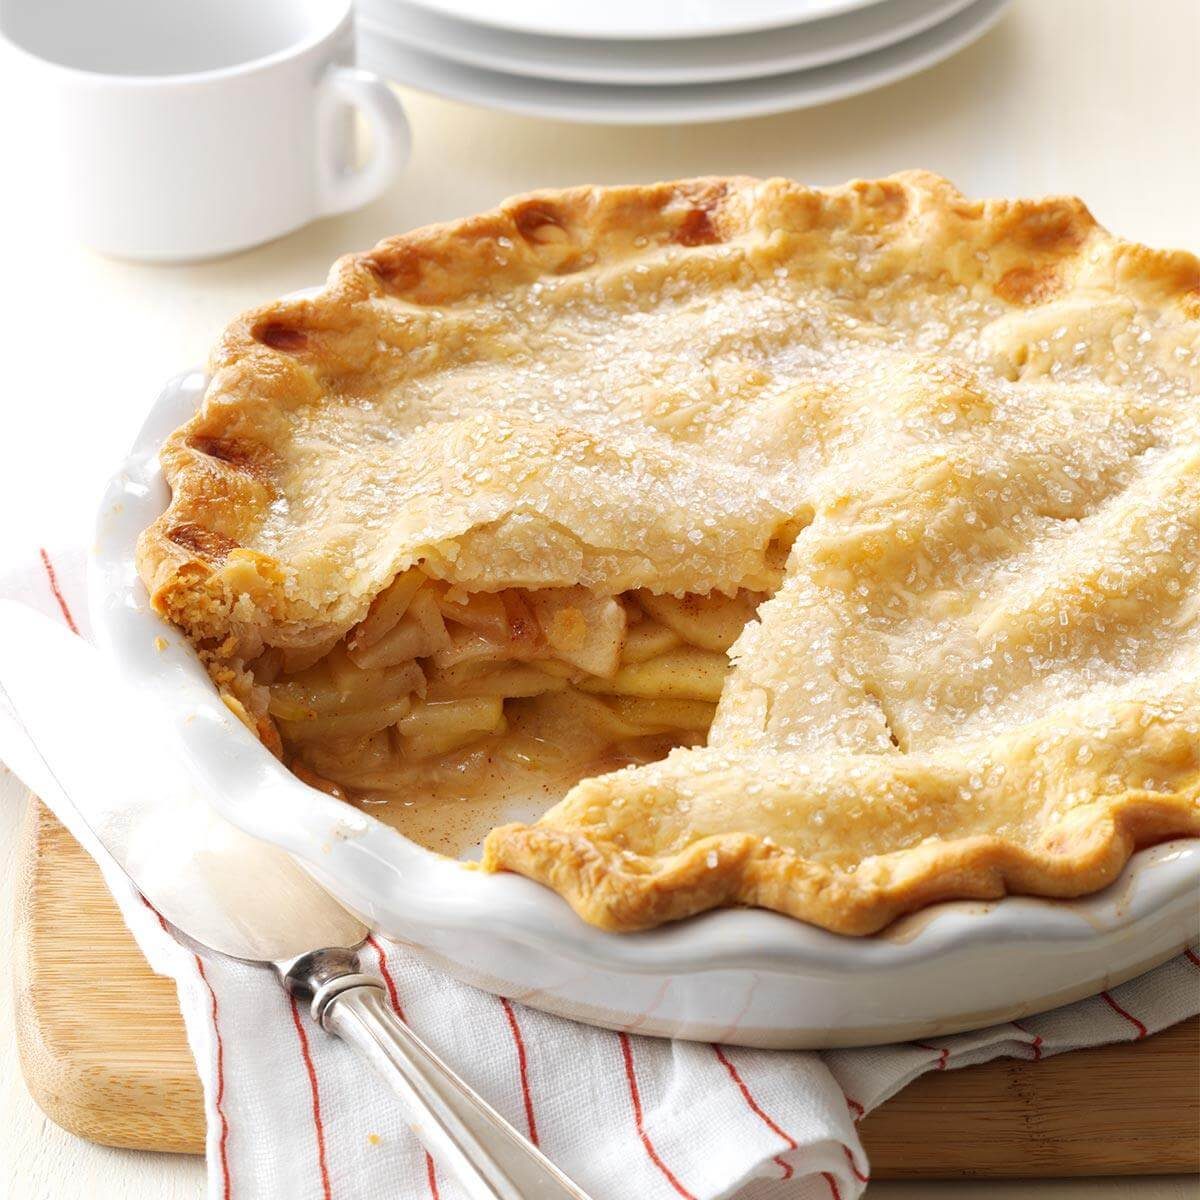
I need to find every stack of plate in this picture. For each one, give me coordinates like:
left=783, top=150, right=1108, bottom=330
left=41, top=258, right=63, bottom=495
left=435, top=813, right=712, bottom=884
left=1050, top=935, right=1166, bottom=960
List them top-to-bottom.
left=356, top=0, right=1011, bottom=125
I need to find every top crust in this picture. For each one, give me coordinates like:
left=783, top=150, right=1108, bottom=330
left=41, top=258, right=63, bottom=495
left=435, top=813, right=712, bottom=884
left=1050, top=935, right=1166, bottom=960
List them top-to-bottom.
left=138, top=170, right=1199, bottom=657
left=138, top=172, right=1200, bottom=934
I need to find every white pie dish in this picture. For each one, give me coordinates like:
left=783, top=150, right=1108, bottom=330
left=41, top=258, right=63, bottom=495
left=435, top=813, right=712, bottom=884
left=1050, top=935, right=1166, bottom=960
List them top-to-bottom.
left=89, top=368, right=1200, bottom=1049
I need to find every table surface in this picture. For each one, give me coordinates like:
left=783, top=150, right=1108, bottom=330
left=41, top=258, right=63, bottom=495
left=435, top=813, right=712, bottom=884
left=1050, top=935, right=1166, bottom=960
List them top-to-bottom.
left=1, top=0, right=1197, bottom=1195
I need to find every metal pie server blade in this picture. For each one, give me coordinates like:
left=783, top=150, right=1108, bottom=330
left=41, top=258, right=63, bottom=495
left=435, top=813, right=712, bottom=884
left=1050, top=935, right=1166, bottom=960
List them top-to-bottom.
left=0, top=601, right=591, bottom=1200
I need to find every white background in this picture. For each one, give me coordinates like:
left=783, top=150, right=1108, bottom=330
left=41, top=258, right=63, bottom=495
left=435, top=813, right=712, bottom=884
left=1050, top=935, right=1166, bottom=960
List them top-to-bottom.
left=1, top=0, right=1197, bottom=1195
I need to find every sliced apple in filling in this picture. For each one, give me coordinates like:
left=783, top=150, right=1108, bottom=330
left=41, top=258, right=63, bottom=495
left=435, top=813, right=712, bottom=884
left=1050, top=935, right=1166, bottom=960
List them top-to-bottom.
left=250, top=566, right=767, bottom=801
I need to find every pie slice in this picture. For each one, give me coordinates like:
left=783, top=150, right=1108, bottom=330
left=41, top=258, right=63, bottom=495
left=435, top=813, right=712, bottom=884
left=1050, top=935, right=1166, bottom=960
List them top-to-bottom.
left=138, top=172, right=1200, bottom=934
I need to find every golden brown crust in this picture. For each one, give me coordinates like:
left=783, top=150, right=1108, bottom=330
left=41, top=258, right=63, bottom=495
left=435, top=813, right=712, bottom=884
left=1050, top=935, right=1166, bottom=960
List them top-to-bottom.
left=138, top=171, right=1199, bottom=651
left=138, top=172, right=1200, bottom=934
left=485, top=697, right=1200, bottom=933
left=484, top=807, right=1200, bottom=936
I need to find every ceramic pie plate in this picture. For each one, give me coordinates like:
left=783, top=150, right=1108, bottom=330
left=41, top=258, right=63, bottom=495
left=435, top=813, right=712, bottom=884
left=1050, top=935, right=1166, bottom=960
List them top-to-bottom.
left=89, top=368, right=1200, bottom=1049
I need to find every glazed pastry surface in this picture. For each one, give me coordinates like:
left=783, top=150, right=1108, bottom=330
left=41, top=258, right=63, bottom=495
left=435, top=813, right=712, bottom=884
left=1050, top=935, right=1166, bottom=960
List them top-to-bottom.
left=138, top=172, right=1200, bottom=933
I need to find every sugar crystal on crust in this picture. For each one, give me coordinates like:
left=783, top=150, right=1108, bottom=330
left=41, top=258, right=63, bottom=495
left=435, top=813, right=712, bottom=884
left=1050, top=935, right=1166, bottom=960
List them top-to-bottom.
left=138, top=173, right=1200, bottom=934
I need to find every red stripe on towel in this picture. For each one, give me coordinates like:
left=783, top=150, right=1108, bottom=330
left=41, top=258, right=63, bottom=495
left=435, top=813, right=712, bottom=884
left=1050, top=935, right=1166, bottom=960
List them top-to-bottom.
left=38, top=548, right=79, bottom=634
left=138, top=897, right=234, bottom=1198
left=368, top=933, right=405, bottom=1019
left=368, top=935, right=441, bottom=1198
left=195, top=956, right=234, bottom=1200
left=1101, top=991, right=1147, bottom=1039
left=289, top=994, right=333, bottom=1199
left=500, top=997, right=539, bottom=1146
left=1011, top=1019, right=1043, bottom=1061
left=618, top=1032, right=697, bottom=1200
left=915, top=1041, right=949, bottom=1070
left=711, top=1045, right=795, bottom=1177
left=711, top=1045, right=797, bottom=1149
left=711, top=1045, right=868, bottom=1185
left=843, top=1143, right=870, bottom=1184
left=822, top=1171, right=843, bottom=1199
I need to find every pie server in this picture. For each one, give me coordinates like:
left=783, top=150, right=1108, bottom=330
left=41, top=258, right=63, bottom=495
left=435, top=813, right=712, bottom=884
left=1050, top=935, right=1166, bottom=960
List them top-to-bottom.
left=0, top=601, right=591, bottom=1200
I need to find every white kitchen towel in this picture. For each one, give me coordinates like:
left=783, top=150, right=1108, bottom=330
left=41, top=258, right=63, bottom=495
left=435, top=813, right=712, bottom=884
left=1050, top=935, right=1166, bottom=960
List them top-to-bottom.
left=7, top=545, right=1200, bottom=1200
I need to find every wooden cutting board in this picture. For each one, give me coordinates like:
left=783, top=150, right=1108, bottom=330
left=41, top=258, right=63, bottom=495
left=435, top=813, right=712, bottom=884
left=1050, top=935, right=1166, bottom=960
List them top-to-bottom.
left=13, top=797, right=1200, bottom=1178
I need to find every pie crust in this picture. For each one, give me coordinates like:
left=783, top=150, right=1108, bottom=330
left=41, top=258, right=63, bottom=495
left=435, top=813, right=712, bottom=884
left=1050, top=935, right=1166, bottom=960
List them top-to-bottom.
left=138, top=171, right=1200, bottom=934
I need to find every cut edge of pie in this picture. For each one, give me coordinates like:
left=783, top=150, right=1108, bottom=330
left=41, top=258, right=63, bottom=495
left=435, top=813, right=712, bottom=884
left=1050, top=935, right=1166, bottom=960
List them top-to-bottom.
left=136, top=170, right=1200, bottom=936
left=237, top=565, right=768, bottom=805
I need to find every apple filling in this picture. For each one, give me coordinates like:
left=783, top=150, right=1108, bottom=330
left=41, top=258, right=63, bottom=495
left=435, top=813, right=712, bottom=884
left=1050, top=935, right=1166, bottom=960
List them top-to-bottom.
left=247, top=567, right=765, bottom=803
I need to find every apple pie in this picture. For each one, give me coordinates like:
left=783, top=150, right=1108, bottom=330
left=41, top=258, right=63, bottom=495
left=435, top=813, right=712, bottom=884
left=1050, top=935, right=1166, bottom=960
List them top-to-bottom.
left=138, top=172, right=1200, bottom=934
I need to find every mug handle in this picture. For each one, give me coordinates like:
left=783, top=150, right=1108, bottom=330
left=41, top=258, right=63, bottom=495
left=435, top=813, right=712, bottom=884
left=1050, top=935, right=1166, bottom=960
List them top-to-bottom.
left=316, top=66, right=411, bottom=216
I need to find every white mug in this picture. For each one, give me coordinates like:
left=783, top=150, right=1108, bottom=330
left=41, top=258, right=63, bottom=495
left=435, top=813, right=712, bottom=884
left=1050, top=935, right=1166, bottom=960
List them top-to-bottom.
left=0, top=0, right=410, bottom=261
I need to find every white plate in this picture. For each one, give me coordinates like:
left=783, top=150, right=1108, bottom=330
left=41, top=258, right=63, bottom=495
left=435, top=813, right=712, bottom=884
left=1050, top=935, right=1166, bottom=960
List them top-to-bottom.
left=357, top=0, right=978, bottom=87
left=358, top=0, right=1012, bottom=124
left=395, top=0, right=886, bottom=41
left=89, top=367, right=1200, bottom=1049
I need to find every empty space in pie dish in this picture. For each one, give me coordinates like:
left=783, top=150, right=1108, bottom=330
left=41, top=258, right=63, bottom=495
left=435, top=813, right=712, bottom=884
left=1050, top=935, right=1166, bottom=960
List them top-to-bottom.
left=134, top=172, right=1200, bottom=935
